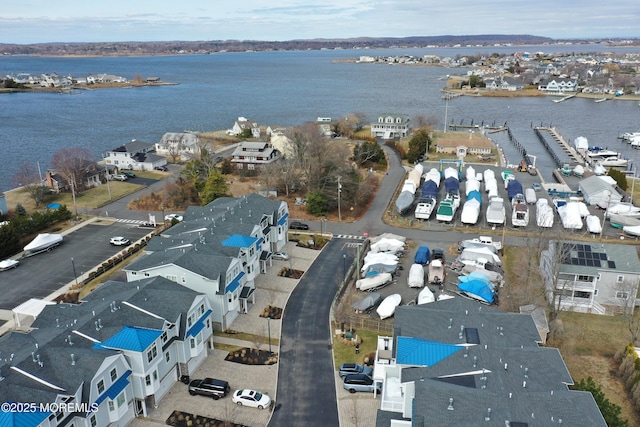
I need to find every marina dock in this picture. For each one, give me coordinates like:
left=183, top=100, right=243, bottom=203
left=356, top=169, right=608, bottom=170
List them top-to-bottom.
left=534, top=127, right=584, bottom=167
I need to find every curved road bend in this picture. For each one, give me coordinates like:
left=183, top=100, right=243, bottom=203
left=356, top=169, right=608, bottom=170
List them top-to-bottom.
left=269, top=237, right=363, bottom=427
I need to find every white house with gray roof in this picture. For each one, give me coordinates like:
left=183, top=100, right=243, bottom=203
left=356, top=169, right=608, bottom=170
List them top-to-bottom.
left=371, top=114, right=410, bottom=139
left=155, top=132, right=201, bottom=161
left=103, top=139, right=167, bottom=171
left=540, top=241, right=640, bottom=315
left=0, top=277, right=212, bottom=427
left=373, top=297, right=606, bottom=426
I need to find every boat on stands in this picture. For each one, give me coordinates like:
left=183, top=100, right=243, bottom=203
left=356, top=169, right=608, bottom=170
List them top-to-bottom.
left=623, top=225, right=640, bottom=237
left=376, top=294, right=402, bottom=319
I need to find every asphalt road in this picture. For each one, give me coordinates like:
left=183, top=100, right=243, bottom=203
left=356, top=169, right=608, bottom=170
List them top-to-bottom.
left=0, top=222, right=153, bottom=309
left=269, top=237, right=362, bottom=427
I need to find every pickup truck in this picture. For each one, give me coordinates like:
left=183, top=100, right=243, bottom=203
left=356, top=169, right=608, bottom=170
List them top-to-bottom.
left=458, top=236, right=502, bottom=254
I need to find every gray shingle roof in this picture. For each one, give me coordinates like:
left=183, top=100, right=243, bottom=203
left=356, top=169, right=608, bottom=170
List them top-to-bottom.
left=376, top=297, right=606, bottom=427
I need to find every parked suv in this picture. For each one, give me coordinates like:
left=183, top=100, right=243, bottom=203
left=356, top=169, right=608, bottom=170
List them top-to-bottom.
left=123, top=171, right=136, bottom=178
left=338, top=363, right=373, bottom=379
left=343, top=374, right=381, bottom=394
left=188, top=378, right=230, bottom=400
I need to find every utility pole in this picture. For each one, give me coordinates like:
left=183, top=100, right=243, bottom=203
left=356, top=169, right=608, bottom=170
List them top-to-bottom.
left=337, top=176, right=342, bottom=222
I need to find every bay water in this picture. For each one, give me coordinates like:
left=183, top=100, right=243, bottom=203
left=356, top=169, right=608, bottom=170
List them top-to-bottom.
left=1, top=44, right=640, bottom=192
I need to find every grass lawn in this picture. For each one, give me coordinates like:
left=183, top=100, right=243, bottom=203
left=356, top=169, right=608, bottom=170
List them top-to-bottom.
left=6, top=181, right=144, bottom=212
left=332, top=327, right=381, bottom=370
left=213, top=329, right=280, bottom=348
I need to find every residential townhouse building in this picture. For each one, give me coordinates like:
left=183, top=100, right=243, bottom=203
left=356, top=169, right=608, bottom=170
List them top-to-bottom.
left=370, top=114, right=410, bottom=140
left=103, top=139, right=167, bottom=172
left=125, top=193, right=289, bottom=331
left=540, top=241, right=640, bottom=315
left=0, top=277, right=213, bottom=427
left=373, top=298, right=606, bottom=426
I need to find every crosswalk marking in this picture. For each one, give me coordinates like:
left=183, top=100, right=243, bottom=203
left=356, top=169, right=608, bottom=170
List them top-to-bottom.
left=115, top=218, right=153, bottom=225
left=334, top=234, right=367, bottom=240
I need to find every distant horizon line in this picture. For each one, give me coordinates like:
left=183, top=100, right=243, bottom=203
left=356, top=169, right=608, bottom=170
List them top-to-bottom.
left=2, top=34, right=639, bottom=46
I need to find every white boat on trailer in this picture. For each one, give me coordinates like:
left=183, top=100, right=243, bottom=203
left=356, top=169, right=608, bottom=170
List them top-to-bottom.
left=23, top=233, right=63, bottom=256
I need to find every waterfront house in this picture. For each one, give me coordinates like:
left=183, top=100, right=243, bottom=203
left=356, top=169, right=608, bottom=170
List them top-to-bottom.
left=538, top=77, right=578, bottom=93
left=370, top=114, right=410, bottom=139
left=228, top=117, right=261, bottom=138
left=268, top=128, right=295, bottom=158
left=155, top=132, right=202, bottom=161
left=104, top=139, right=167, bottom=171
left=230, top=141, right=281, bottom=171
left=0, top=192, right=7, bottom=215
left=540, top=241, right=640, bottom=315
left=0, top=277, right=213, bottom=427
left=373, top=298, right=606, bottom=426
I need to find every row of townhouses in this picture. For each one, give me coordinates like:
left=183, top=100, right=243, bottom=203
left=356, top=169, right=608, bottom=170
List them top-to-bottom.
left=0, top=193, right=290, bottom=426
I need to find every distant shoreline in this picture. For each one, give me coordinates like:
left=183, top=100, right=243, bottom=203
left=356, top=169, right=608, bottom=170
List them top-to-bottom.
left=0, top=81, right=178, bottom=94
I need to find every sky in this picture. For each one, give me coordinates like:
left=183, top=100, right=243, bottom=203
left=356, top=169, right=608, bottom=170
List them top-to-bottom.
left=2, top=1, right=639, bottom=44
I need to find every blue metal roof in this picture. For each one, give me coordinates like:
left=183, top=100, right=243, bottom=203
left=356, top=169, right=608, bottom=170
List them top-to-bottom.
left=277, top=212, right=289, bottom=225
left=222, top=234, right=258, bottom=248
left=225, top=272, right=245, bottom=294
left=187, top=309, right=212, bottom=338
left=99, top=326, right=163, bottom=352
left=396, top=336, right=462, bottom=366
left=95, top=370, right=132, bottom=406
left=0, top=407, right=50, bottom=427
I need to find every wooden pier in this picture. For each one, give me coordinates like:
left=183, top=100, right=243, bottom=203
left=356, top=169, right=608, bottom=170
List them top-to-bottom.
left=534, top=127, right=584, bottom=166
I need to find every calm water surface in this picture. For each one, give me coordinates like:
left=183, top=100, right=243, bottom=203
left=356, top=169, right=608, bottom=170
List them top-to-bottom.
left=1, top=45, right=640, bottom=192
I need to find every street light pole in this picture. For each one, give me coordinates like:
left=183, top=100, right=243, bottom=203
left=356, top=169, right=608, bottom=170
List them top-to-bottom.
left=337, top=176, right=342, bottom=222
left=343, top=253, right=347, bottom=280
left=71, top=257, right=78, bottom=287
left=267, top=317, right=272, bottom=353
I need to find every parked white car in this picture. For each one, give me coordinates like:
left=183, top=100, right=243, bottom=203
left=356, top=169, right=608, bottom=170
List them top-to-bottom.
left=112, top=174, right=128, bottom=181
left=164, top=214, right=183, bottom=222
left=272, top=252, right=290, bottom=261
left=232, top=389, right=272, bottom=409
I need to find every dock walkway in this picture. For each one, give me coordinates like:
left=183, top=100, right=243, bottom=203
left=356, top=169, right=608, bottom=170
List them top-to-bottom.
left=534, top=127, right=584, bottom=167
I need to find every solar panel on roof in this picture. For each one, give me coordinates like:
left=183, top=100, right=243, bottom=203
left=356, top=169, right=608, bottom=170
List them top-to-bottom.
left=578, top=251, right=585, bottom=259
left=599, top=253, right=608, bottom=260
left=579, top=259, right=586, bottom=266
left=586, top=259, right=594, bottom=267
left=608, top=260, right=616, bottom=268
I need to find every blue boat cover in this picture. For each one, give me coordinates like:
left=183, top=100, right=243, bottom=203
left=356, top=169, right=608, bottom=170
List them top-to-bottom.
left=444, top=177, right=459, bottom=193
left=421, top=180, right=438, bottom=199
left=507, top=180, right=523, bottom=200
left=468, top=190, right=482, bottom=205
left=457, top=279, right=494, bottom=303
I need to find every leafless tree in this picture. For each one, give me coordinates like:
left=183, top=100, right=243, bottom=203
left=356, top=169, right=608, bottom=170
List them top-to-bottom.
left=412, top=114, right=438, bottom=129
left=50, top=147, right=97, bottom=193
left=13, top=162, right=48, bottom=208
left=503, top=235, right=549, bottom=312
left=539, top=240, right=578, bottom=342
left=615, top=278, right=640, bottom=345
left=342, top=397, right=363, bottom=427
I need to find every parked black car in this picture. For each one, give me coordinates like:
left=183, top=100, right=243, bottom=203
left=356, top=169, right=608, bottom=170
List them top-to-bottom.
left=155, top=165, right=168, bottom=171
left=123, top=171, right=136, bottom=178
left=289, top=221, right=309, bottom=230
left=188, top=378, right=230, bottom=400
